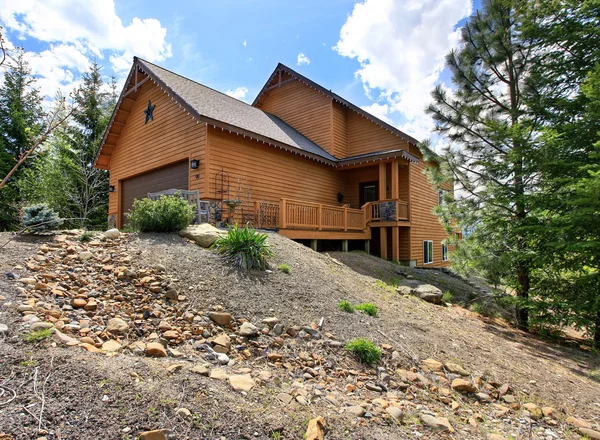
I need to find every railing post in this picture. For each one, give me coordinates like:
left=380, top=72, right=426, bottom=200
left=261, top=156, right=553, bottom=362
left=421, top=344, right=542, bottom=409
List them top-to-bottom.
left=280, top=199, right=286, bottom=229
left=318, top=204, right=322, bottom=230
left=344, top=208, right=348, bottom=231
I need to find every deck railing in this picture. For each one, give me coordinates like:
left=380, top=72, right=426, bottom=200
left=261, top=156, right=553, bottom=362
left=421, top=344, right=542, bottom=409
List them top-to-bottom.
left=279, top=199, right=366, bottom=231
left=364, top=199, right=409, bottom=222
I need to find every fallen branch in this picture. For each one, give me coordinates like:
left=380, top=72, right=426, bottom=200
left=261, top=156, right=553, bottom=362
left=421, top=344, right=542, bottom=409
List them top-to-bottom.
left=376, top=329, right=420, bottom=366
left=0, top=384, right=17, bottom=405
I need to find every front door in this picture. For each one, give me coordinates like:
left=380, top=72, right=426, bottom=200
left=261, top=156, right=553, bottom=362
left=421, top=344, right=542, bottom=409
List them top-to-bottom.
left=359, top=181, right=378, bottom=207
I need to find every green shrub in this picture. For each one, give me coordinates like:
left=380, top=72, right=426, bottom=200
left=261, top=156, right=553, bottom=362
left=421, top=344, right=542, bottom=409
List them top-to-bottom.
left=126, top=194, right=194, bottom=232
left=21, top=204, right=62, bottom=232
left=212, top=225, right=273, bottom=271
left=79, top=231, right=94, bottom=242
left=277, top=263, right=291, bottom=274
left=441, top=290, right=455, bottom=303
left=337, top=299, right=355, bottom=313
left=355, top=302, right=378, bottom=317
left=24, top=328, right=53, bottom=343
left=345, top=338, right=382, bottom=365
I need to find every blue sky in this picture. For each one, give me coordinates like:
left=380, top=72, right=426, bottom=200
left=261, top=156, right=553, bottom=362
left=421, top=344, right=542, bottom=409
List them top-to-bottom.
left=0, top=0, right=480, bottom=147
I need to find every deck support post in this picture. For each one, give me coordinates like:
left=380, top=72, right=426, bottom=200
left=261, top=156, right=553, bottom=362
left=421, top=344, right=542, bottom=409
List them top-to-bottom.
left=391, top=159, right=400, bottom=200
left=378, top=163, right=387, bottom=200
left=392, top=226, right=399, bottom=262
left=380, top=227, right=388, bottom=260
left=310, top=239, right=318, bottom=251
left=342, top=240, right=348, bottom=252
left=364, top=240, right=370, bottom=254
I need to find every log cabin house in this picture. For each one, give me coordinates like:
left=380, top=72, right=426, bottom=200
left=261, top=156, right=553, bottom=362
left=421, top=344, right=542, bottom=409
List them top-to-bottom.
left=94, top=57, right=452, bottom=267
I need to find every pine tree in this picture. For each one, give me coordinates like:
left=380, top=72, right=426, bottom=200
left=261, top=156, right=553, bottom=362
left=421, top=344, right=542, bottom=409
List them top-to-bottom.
left=425, top=0, right=541, bottom=330
left=0, top=49, right=44, bottom=230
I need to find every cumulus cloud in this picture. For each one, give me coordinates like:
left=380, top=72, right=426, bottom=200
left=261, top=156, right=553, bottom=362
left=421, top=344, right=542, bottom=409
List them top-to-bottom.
left=0, top=0, right=172, bottom=98
left=334, top=0, right=472, bottom=145
left=297, top=52, right=310, bottom=66
left=225, top=86, right=249, bottom=101
left=360, top=103, right=392, bottom=124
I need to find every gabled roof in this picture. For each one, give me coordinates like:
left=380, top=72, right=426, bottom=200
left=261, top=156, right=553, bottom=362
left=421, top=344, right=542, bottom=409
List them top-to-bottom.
left=94, top=58, right=420, bottom=169
left=253, top=63, right=421, bottom=146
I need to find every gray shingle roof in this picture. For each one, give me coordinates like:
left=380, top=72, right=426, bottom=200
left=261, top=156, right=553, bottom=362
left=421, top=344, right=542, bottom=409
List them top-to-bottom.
left=137, top=58, right=338, bottom=162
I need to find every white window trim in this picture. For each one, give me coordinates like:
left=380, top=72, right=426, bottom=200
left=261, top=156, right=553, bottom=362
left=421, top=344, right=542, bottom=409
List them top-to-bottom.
left=438, top=189, right=445, bottom=205
left=423, top=240, right=434, bottom=265
left=442, top=243, right=448, bottom=262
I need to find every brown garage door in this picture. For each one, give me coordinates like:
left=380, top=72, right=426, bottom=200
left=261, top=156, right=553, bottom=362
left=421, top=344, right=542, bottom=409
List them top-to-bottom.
left=121, top=161, right=189, bottom=225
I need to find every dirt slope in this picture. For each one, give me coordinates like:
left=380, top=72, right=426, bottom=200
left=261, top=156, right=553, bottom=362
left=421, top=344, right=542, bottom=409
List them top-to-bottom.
left=0, top=231, right=598, bottom=440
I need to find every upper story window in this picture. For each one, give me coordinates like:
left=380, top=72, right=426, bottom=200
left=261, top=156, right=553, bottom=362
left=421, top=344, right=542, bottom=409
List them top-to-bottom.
left=423, top=240, right=433, bottom=264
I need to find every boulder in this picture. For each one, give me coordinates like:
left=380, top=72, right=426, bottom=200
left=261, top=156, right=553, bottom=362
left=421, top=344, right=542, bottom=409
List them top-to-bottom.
left=179, top=224, right=225, bottom=248
left=104, top=229, right=120, bottom=239
left=411, top=284, right=443, bottom=304
left=208, top=311, right=233, bottom=326
left=107, top=318, right=128, bottom=333
left=238, top=322, right=258, bottom=337
left=102, top=340, right=122, bottom=352
left=146, top=342, right=167, bottom=357
left=229, top=374, right=255, bottom=392
left=451, top=378, right=476, bottom=393
left=305, top=416, right=326, bottom=440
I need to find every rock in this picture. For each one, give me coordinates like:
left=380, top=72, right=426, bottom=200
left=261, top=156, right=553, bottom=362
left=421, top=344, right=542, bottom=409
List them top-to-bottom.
left=179, top=224, right=225, bottom=248
left=104, top=229, right=121, bottom=240
left=79, top=251, right=93, bottom=261
left=19, top=278, right=36, bottom=285
left=411, top=284, right=443, bottom=304
left=396, top=285, right=412, bottom=295
left=165, top=287, right=178, bottom=300
left=72, top=298, right=87, bottom=308
left=84, top=299, right=97, bottom=311
left=17, top=304, right=35, bottom=312
left=208, top=311, right=233, bottom=326
left=262, top=317, right=280, bottom=328
left=107, top=318, right=128, bottom=333
left=158, top=321, right=172, bottom=331
left=30, top=322, right=54, bottom=331
left=238, top=322, right=258, bottom=337
left=272, top=323, right=284, bottom=336
left=0, top=324, right=7, bottom=334
left=302, top=326, right=322, bottom=339
left=53, top=330, right=78, bottom=346
left=162, top=330, right=179, bottom=340
left=212, top=334, right=231, bottom=350
left=102, top=340, right=122, bottom=352
left=129, top=341, right=146, bottom=354
left=146, top=342, right=167, bottom=357
left=79, top=343, right=101, bottom=353
left=268, top=352, right=283, bottom=362
left=217, top=353, right=230, bottom=365
left=422, top=358, right=443, bottom=371
left=445, top=362, right=470, bottom=376
left=166, top=364, right=183, bottom=373
left=191, top=364, right=210, bottom=376
left=210, top=369, right=230, bottom=380
left=229, top=374, right=255, bottom=392
left=451, top=378, right=476, bottom=393
left=366, top=383, right=383, bottom=392
left=498, top=383, right=510, bottom=396
left=476, top=392, right=491, bottom=403
left=277, top=393, right=294, bottom=405
left=502, top=395, right=516, bottom=404
left=523, top=402, right=542, bottom=419
left=346, top=406, right=365, bottom=417
left=386, top=406, right=404, bottom=421
left=542, top=406, right=558, bottom=418
left=175, top=407, right=192, bottom=420
left=420, top=414, right=450, bottom=431
left=305, top=416, right=326, bottom=440
left=567, top=416, right=591, bottom=429
left=579, top=428, right=600, bottom=439
left=139, top=430, right=167, bottom=440
left=488, top=435, right=506, bottom=440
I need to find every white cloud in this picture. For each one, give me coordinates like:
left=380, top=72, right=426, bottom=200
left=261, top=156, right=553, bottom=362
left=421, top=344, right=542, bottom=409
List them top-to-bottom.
left=0, top=0, right=172, bottom=99
left=334, top=0, right=472, bottom=147
left=243, top=40, right=247, bottom=47
left=297, top=52, right=310, bottom=66
left=225, top=86, right=249, bottom=101
left=360, top=103, right=392, bottom=124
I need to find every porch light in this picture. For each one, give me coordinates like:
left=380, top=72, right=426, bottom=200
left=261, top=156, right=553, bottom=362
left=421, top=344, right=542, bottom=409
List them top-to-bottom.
left=190, top=159, right=200, bottom=169
left=108, top=185, right=115, bottom=192
left=337, top=192, right=344, bottom=203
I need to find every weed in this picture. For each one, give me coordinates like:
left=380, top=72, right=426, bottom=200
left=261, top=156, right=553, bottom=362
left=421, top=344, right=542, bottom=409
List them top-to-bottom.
left=212, top=225, right=273, bottom=271
left=79, top=230, right=94, bottom=242
left=277, top=263, right=291, bottom=274
left=441, top=290, right=455, bottom=303
left=337, top=300, right=355, bottom=313
left=355, top=302, right=378, bottom=317
left=23, top=328, right=53, bottom=343
left=345, top=338, right=382, bottom=365
left=19, top=360, right=38, bottom=367
left=587, top=369, right=600, bottom=382
left=270, top=432, right=282, bottom=440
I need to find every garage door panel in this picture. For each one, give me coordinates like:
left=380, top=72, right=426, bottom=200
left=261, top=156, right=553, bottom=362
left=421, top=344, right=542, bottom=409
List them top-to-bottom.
left=121, top=161, right=188, bottom=224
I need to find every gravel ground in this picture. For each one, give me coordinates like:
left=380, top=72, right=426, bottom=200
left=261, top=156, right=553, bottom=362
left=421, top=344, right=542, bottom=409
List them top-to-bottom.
left=0, top=231, right=598, bottom=440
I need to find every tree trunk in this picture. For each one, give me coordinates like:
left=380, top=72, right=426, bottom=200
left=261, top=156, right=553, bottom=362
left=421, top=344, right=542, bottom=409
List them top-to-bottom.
left=516, top=266, right=530, bottom=331
left=595, top=299, right=600, bottom=349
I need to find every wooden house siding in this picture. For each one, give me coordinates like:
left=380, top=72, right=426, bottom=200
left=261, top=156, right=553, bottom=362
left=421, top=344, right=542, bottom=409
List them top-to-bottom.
left=257, top=75, right=333, bottom=155
left=108, top=81, right=206, bottom=222
left=332, top=102, right=348, bottom=158
left=346, top=111, right=411, bottom=157
left=206, top=128, right=344, bottom=207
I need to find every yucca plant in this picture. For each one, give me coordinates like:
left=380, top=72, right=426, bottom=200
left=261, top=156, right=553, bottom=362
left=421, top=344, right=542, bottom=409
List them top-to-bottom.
left=212, top=224, right=273, bottom=271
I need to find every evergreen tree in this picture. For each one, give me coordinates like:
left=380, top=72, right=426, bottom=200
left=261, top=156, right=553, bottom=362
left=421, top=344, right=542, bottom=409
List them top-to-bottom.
left=425, top=0, right=540, bottom=330
left=0, top=49, right=44, bottom=230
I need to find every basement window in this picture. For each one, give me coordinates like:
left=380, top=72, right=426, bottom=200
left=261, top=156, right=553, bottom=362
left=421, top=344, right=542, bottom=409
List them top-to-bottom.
left=423, top=240, right=433, bottom=265
left=442, top=243, right=448, bottom=262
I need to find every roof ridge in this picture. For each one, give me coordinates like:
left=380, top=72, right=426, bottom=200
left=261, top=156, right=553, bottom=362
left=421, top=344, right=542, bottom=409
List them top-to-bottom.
left=136, top=57, right=261, bottom=112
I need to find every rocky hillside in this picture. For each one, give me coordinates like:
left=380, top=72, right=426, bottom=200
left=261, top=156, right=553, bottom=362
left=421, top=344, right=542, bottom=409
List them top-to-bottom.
left=0, top=230, right=598, bottom=440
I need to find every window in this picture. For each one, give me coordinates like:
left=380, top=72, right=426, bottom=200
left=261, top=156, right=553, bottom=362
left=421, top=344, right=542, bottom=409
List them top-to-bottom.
left=438, top=189, right=445, bottom=205
left=423, top=240, right=433, bottom=264
left=442, top=243, right=448, bottom=262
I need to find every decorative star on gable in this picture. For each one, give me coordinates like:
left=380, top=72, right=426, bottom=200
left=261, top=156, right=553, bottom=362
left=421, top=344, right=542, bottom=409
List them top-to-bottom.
left=143, top=100, right=156, bottom=124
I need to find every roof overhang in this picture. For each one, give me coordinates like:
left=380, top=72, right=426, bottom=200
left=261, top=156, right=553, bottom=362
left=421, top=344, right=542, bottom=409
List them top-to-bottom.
left=336, top=149, right=419, bottom=168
